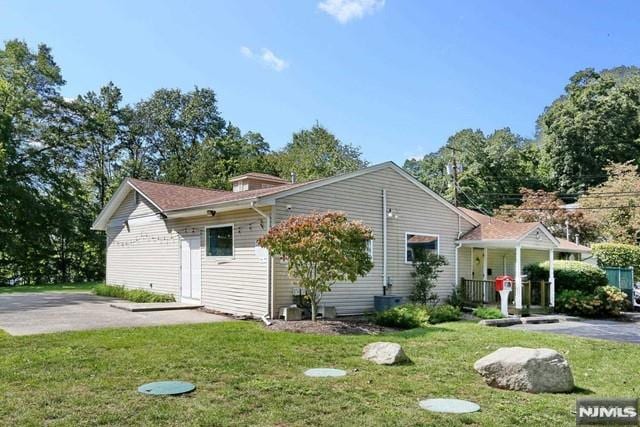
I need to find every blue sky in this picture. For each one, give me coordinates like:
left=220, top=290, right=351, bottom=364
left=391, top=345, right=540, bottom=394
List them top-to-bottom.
left=2, top=0, right=639, bottom=163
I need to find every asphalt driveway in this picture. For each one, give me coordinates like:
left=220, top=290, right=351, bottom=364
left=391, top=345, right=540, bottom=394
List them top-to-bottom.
left=0, top=292, right=227, bottom=336
left=509, top=319, right=640, bottom=344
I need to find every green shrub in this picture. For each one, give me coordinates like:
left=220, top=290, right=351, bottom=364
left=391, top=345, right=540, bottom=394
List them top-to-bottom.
left=592, top=242, right=640, bottom=272
left=410, top=251, right=448, bottom=306
left=524, top=260, right=607, bottom=293
left=94, top=284, right=175, bottom=303
left=556, top=285, right=629, bottom=317
left=445, top=286, right=464, bottom=309
left=371, top=304, right=429, bottom=329
left=427, top=304, right=461, bottom=324
left=473, top=307, right=504, bottom=319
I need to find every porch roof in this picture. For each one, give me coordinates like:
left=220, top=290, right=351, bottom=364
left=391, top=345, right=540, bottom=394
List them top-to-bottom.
left=456, top=208, right=584, bottom=251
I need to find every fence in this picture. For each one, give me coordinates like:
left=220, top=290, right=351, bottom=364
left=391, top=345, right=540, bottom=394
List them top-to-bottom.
left=604, top=266, right=634, bottom=301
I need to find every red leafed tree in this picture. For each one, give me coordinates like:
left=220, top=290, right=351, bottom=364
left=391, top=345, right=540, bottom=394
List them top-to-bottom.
left=257, top=212, right=374, bottom=321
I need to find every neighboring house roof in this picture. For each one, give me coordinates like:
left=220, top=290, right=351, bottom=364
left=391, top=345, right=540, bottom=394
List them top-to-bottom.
left=92, top=162, right=480, bottom=231
left=228, top=172, right=289, bottom=183
left=457, top=207, right=589, bottom=252
left=557, top=238, right=591, bottom=253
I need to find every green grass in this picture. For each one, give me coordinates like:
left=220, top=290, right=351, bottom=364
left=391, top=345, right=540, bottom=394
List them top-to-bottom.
left=0, top=281, right=101, bottom=294
left=94, top=284, right=175, bottom=303
left=0, top=321, right=638, bottom=426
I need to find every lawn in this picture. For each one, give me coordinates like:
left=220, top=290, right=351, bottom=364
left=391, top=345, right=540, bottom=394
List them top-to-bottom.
left=0, top=281, right=101, bottom=294
left=0, top=321, right=637, bottom=426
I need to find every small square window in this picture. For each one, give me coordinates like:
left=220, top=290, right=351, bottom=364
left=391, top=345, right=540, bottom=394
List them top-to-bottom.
left=206, top=225, right=233, bottom=257
left=406, top=233, right=438, bottom=263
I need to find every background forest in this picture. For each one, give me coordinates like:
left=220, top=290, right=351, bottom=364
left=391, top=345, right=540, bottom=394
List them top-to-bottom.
left=2, top=39, right=640, bottom=285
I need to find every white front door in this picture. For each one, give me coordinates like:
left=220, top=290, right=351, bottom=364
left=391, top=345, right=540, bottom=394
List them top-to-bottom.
left=181, top=236, right=202, bottom=302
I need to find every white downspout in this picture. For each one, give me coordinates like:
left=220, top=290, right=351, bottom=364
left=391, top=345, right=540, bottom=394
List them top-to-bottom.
left=382, top=189, right=388, bottom=295
left=251, top=202, right=273, bottom=319
left=454, top=243, right=462, bottom=289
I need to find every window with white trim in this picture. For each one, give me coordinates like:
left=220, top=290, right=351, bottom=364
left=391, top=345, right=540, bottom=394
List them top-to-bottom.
left=206, top=225, right=233, bottom=257
left=405, top=233, right=439, bottom=263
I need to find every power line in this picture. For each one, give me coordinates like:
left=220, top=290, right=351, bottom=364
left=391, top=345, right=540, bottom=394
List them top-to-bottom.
left=456, top=185, right=493, bottom=217
left=478, top=190, right=640, bottom=197
left=497, top=205, right=640, bottom=211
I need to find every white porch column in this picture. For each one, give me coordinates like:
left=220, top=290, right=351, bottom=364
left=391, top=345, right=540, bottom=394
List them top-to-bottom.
left=515, top=245, right=522, bottom=310
left=482, top=247, right=489, bottom=303
left=549, top=248, right=555, bottom=308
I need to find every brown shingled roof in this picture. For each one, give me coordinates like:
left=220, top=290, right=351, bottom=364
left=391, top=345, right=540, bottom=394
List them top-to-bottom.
left=128, top=178, right=306, bottom=212
left=458, top=208, right=547, bottom=242
left=557, top=238, right=591, bottom=252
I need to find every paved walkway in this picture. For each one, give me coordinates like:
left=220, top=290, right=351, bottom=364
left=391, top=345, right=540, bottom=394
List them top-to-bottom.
left=0, top=292, right=228, bottom=336
left=508, top=319, right=640, bottom=344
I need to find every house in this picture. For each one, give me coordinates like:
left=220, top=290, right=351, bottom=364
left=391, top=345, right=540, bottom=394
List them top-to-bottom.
left=92, top=162, right=591, bottom=318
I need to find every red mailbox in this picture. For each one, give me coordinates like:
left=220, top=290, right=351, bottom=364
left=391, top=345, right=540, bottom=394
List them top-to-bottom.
left=495, top=275, right=514, bottom=292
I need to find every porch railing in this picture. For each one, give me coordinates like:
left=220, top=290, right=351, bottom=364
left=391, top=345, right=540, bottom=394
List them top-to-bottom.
left=460, top=278, right=550, bottom=308
left=459, top=279, right=496, bottom=306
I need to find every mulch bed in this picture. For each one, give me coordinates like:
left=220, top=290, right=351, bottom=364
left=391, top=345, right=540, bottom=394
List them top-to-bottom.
left=265, top=318, right=398, bottom=335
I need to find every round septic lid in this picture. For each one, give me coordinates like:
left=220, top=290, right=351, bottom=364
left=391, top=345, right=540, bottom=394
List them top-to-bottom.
left=304, top=368, right=347, bottom=378
left=137, top=381, right=195, bottom=396
left=419, top=398, right=480, bottom=414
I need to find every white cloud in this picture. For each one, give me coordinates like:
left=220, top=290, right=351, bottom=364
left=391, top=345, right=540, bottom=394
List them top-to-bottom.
left=318, top=0, right=385, bottom=24
left=240, top=46, right=289, bottom=72
left=240, top=46, right=253, bottom=58
left=260, top=49, right=289, bottom=71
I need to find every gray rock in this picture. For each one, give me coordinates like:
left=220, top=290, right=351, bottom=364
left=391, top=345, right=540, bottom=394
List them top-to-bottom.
left=362, top=342, right=410, bottom=365
left=474, top=347, right=574, bottom=393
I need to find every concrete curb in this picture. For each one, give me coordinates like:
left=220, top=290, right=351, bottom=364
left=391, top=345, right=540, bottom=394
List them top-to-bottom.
left=110, top=302, right=203, bottom=312
left=479, top=315, right=581, bottom=327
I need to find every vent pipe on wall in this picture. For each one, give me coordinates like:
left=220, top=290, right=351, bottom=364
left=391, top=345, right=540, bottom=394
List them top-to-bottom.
left=382, top=189, right=388, bottom=296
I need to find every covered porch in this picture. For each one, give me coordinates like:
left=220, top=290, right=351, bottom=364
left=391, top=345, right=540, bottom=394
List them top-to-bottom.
left=454, top=207, right=595, bottom=313
left=456, top=233, right=557, bottom=313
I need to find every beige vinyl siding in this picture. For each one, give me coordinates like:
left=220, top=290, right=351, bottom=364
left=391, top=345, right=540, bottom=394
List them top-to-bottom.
left=272, top=167, right=476, bottom=315
left=106, top=191, right=179, bottom=296
left=168, top=208, right=269, bottom=317
left=520, top=229, right=555, bottom=249
left=458, top=246, right=473, bottom=282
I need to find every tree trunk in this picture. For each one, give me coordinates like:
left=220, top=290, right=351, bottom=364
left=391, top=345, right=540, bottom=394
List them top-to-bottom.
left=311, top=300, right=317, bottom=322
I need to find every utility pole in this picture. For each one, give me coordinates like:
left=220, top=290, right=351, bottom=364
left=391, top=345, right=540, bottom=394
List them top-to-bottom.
left=446, top=146, right=462, bottom=207
left=452, top=155, right=459, bottom=207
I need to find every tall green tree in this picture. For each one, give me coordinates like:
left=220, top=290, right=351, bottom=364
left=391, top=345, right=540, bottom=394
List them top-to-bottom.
left=0, top=40, right=99, bottom=284
left=539, top=67, right=640, bottom=192
left=73, top=82, right=126, bottom=208
left=135, top=87, right=226, bottom=184
left=190, top=123, right=276, bottom=189
left=273, top=124, right=367, bottom=181
left=404, top=128, right=545, bottom=211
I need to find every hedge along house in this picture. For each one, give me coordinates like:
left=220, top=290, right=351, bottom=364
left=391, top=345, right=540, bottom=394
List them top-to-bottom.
left=92, top=162, right=591, bottom=318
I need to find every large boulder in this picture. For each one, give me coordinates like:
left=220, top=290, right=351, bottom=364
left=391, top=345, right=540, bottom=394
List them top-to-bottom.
left=362, top=342, right=410, bottom=365
left=473, top=347, right=574, bottom=393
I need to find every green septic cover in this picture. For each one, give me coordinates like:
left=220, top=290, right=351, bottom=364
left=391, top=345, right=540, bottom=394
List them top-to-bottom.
left=304, top=368, right=347, bottom=377
left=137, top=381, right=195, bottom=396
left=419, top=398, right=480, bottom=414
